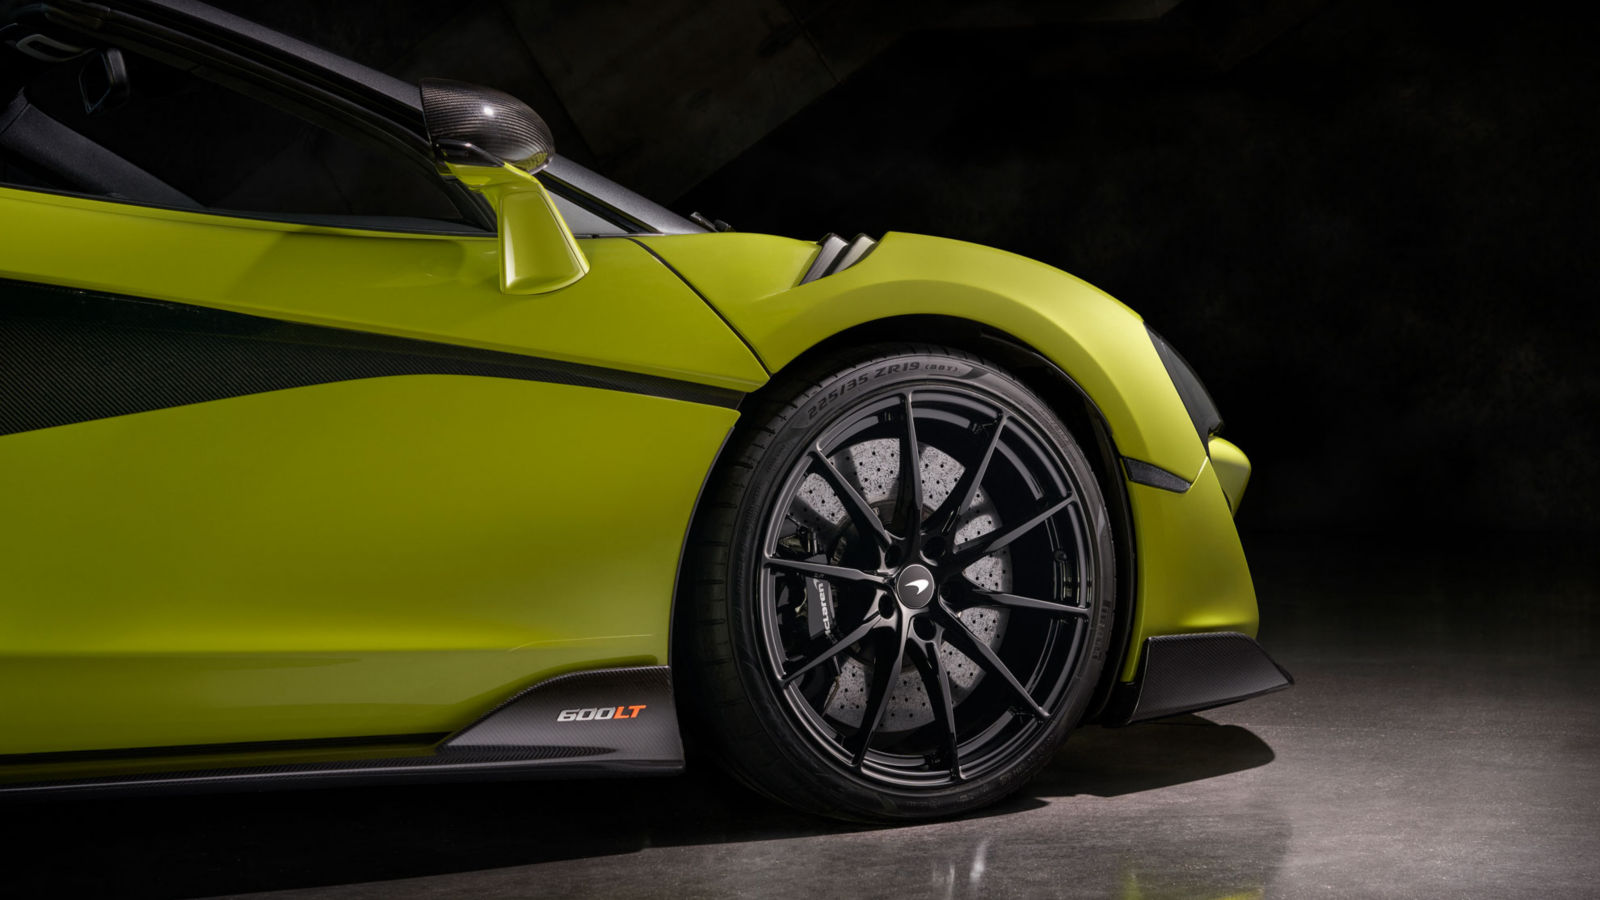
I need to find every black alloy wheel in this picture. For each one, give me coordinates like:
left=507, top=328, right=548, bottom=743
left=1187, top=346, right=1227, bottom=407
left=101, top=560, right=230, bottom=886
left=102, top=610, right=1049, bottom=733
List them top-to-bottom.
left=682, top=346, right=1115, bottom=821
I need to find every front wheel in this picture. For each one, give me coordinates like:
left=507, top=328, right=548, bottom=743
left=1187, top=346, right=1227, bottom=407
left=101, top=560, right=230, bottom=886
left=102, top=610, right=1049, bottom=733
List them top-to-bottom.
left=682, top=346, right=1115, bottom=821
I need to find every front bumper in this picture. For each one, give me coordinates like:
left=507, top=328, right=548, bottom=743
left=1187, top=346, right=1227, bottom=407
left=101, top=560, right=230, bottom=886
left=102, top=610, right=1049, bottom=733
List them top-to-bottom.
left=1119, top=452, right=1261, bottom=680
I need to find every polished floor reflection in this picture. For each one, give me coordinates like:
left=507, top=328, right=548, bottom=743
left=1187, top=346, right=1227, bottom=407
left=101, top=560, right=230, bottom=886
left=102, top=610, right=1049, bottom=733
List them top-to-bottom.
left=12, top=532, right=1598, bottom=899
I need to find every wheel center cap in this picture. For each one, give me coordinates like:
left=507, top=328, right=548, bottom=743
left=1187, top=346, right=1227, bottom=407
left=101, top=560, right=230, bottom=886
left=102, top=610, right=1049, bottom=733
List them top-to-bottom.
left=894, top=564, right=936, bottom=609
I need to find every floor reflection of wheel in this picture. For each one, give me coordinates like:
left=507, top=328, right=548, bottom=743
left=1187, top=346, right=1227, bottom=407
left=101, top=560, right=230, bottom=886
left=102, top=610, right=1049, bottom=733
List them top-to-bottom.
left=683, top=346, right=1115, bottom=821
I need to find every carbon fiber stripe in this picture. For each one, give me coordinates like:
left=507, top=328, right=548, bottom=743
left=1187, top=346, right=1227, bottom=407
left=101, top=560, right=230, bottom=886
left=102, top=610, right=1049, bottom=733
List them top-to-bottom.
left=0, top=278, right=742, bottom=436
left=1123, top=456, right=1192, bottom=492
left=0, top=732, right=445, bottom=766
left=0, top=749, right=679, bottom=797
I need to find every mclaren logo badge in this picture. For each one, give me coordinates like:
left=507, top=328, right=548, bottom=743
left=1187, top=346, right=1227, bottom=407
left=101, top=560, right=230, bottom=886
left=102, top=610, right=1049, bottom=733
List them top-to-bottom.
left=895, top=564, right=937, bottom=609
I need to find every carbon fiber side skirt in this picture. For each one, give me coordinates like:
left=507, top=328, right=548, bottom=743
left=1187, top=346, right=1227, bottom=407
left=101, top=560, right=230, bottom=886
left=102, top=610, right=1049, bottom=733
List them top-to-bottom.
left=0, top=666, right=683, bottom=797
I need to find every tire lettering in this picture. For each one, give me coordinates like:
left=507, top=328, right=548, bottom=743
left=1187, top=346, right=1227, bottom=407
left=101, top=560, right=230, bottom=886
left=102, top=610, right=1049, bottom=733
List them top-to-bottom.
left=805, top=358, right=960, bottom=421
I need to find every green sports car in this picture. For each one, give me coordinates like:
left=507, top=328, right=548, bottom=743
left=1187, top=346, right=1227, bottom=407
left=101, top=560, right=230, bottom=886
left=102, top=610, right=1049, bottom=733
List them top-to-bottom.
left=0, top=0, right=1290, bottom=821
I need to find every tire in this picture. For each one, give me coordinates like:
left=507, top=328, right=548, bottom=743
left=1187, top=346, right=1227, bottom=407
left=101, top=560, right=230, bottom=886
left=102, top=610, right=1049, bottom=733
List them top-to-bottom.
left=681, top=345, right=1115, bottom=821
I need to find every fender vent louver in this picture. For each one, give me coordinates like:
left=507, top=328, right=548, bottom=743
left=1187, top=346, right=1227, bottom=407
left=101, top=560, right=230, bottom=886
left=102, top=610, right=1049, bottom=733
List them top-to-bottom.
left=798, top=233, right=877, bottom=285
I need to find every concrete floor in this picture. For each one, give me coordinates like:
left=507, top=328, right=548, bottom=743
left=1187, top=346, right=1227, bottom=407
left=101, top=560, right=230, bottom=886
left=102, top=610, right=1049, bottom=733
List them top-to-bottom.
left=10, top=532, right=1598, bottom=899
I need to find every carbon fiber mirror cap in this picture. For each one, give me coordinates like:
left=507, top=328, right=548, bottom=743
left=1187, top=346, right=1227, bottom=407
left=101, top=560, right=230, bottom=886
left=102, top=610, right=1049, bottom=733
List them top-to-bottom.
left=420, top=77, right=554, bottom=174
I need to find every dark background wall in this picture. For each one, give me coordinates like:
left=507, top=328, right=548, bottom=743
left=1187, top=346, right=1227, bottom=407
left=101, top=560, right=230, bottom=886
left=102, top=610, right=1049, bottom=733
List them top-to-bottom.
left=216, top=0, right=1600, bottom=536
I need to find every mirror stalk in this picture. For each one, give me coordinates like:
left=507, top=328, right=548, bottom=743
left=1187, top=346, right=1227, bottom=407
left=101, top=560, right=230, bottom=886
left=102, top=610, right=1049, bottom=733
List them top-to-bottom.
left=448, top=161, right=588, bottom=295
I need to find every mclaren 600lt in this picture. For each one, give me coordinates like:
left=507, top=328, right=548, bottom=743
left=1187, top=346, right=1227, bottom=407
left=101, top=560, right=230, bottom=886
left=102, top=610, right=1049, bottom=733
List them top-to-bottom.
left=0, top=0, right=1289, bottom=820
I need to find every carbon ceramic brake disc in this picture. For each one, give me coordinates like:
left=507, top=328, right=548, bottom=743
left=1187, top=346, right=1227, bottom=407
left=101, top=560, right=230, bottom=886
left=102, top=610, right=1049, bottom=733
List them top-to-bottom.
left=789, top=438, right=1009, bottom=733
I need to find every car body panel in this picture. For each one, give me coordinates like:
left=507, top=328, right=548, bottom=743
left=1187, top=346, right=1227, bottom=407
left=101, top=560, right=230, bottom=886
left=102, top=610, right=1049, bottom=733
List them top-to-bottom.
left=0, top=183, right=751, bottom=756
left=0, top=187, right=767, bottom=391
left=638, top=230, right=1256, bottom=680
left=637, top=231, right=1207, bottom=476
left=632, top=232, right=823, bottom=341
left=0, top=373, right=734, bottom=754
left=1208, top=435, right=1252, bottom=513
left=1123, top=460, right=1258, bottom=680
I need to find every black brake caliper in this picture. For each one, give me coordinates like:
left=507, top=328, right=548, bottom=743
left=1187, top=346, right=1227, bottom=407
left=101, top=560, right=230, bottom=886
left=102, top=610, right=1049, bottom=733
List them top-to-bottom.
left=778, top=527, right=837, bottom=642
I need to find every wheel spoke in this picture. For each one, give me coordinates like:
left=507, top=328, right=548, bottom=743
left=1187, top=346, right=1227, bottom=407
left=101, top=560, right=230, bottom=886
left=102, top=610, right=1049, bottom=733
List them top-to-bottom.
left=894, top=393, right=924, bottom=537
left=929, top=411, right=1008, bottom=537
left=810, top=448, right=895, bottom=548
left=950, top=494, right=1075, bottom=568
left=764, top=555, right=887, bottom=585
left=950, top=579, right=1087, bottom=618
left=938, top=606, right=1049, bottom=719
left=780, top=611, right=885, bottom=687
left=844, top=626, right=907, bottom=766
left=911, top=634, right=963, bottom=780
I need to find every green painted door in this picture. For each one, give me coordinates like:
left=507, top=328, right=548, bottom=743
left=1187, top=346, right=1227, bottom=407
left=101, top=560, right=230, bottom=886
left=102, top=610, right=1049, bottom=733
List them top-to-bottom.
left=0, top=188, right=758, bottom=755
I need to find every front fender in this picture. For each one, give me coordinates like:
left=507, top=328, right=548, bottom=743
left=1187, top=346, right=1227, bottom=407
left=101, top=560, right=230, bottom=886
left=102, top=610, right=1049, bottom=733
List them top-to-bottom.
left=639, top=230, right=1259, bottom=684
left=637, top=231, right=1205, bottom=480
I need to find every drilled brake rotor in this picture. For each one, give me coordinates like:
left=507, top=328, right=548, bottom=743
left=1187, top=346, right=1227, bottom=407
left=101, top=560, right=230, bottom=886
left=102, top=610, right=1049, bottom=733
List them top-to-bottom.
left=786, top=437, right=1012, bottom=733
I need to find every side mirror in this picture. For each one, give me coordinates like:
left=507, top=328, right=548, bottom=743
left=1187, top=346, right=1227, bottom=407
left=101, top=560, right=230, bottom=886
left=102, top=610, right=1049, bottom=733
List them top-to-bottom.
left=79, top=48, right=130, bottom=115
left=419, top=78, right=588, bottom=294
